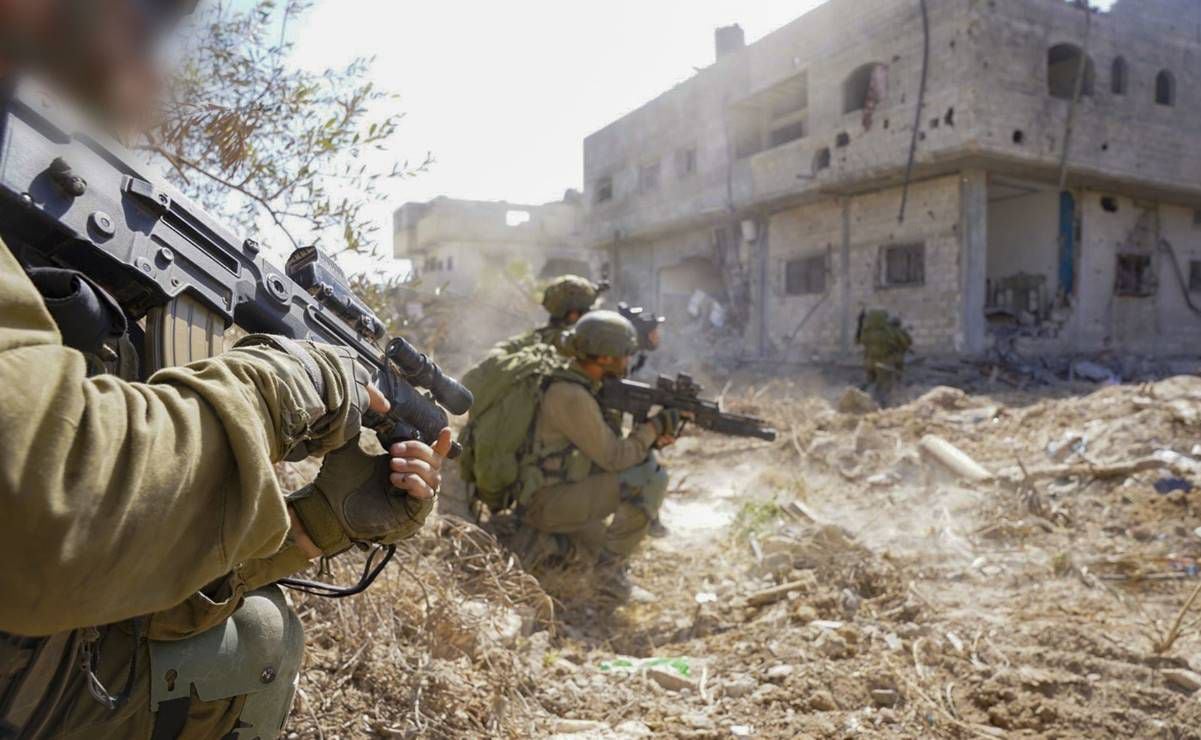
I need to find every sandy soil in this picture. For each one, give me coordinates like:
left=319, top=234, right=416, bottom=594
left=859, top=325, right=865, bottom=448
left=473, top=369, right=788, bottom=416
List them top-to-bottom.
left=285, top=375, right=1201, bottom=739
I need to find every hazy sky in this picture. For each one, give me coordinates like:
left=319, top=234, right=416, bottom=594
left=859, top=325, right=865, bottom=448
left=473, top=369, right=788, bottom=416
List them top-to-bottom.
left=253, top=0, right=1114, bottom=273
left=288, top=1, right=826, bottom=218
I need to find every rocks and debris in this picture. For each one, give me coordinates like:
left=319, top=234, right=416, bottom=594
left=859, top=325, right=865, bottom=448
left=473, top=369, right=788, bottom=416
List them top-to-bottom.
left=1072, top=360, right=1120, bottom=384
left=284, top=372, right=1201, bottom=739
left=837, top=387, right=879, bottom=415
left=918, top=434, right=995, bottom=482
left=1155, top=477, right=1195, bottom=495
left=746, top=573, right=818, bottom=606
left=646, top=666, right=699, bottom=692
left=1162, top=668, right=1201, bottom=693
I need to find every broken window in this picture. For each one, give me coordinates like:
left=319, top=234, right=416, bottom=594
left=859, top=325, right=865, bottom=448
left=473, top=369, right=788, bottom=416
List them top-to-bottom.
left=1047, top=44, right=1095, bottom=100
left=1111, top=56, right=1128, bottom=95
left=843, top=62, right=887, bottom=114
left=1156, top=70, right=1176, bottom=106
left=728, top=72, right=808, bottom=158
left=769, top=120, right=806, bottom=148
left=675, top=147, right=697, bottom=178
left=813, top=147, right=831, bottom=172
left=638, top=161, right=661, bottom=193
left=594, top=176, right=614, bottom=204
left=505, top=209, right=531, bottom=227
left=879, top=243, right=925, bottom=287
left=1115, top=254, right=1155, bottom=297
left=784, top=255, right=826, bottom=295
left=446, top=256, right=454, bottom=272
left=1190, top=261, right=1201, bottom=292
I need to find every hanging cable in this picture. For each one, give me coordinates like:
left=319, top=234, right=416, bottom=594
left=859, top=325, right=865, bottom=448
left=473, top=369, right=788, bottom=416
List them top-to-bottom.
left=897, top=0, right=930, bottom=223
left=1057, top=1, right=1093, bottom=192
left=1159, top=238, right=1201, bottom=317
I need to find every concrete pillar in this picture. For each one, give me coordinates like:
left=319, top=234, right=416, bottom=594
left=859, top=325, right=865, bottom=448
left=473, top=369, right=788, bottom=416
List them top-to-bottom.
left=959, top=169, right=988, bottom=355
left=839, top=197, right=852, bottom=355
left=756, top=215, right=770, bottom=358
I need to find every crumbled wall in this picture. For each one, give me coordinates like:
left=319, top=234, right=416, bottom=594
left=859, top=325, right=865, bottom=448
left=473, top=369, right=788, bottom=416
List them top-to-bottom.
left=766, top=176, right=965, bottom=359
left=1072, top=193, right=1201, bottom=353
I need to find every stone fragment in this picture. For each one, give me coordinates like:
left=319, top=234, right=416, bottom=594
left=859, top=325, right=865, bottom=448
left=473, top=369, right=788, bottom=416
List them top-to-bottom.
left=837, top=387, right=878, bottom=415
left=765, top=664, right=794, bottom=682
left=646, top=666, right=698, bottom=692
left=1163, top=668, right=1201, bottom=692
left=723, top=674, right=759, bottom=699
left=871, top=688, right=900, bottom=707
left=808, top=690, right=838, bottom=711
left=552, top=719, right=608, bottom=734
left=614, top=720, right=653, bottom=736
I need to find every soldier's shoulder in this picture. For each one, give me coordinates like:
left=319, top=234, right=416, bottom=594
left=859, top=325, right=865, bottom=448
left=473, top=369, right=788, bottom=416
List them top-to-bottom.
left=544, top=375, right=595, bottom=404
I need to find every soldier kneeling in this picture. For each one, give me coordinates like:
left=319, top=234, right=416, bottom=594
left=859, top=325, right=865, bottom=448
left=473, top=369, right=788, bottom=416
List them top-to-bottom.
left=518, top=311, right=682, bottom=599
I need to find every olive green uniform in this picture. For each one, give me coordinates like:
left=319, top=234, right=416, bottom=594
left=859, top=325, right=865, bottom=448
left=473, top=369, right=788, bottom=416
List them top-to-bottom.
left=0, top=236, right=364, bottom=738
left=858, top=310, right=913, bottom=405
left=520, top=366, right=667, bottom=559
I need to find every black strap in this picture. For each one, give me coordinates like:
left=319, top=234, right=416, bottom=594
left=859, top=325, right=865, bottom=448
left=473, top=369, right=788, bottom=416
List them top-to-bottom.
left=150, top=697, right=191, bottom=740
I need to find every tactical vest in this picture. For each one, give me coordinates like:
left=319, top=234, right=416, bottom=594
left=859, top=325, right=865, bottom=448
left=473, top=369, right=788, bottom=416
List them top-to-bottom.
left=523, top=366, right=605, bottom=492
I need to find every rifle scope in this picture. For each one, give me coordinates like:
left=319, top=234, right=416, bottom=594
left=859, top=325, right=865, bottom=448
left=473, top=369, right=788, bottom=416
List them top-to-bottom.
left=385, top=337, right=474, bottom=415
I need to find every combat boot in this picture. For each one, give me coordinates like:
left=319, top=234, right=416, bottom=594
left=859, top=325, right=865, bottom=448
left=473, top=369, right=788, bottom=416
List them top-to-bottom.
left=648, top=517, right=669, bottom=539
left=594, top=551, right=633, bottom=601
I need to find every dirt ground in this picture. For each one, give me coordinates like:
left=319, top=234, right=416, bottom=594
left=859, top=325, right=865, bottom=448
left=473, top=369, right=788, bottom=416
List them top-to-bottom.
left=284, top=372, right=1201, bottom=739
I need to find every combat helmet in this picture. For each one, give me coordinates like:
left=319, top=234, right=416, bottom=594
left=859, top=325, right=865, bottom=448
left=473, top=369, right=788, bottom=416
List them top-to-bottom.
left=542, top=276, right=603, bottom=322
left=567, top=310, right=639, bottom=358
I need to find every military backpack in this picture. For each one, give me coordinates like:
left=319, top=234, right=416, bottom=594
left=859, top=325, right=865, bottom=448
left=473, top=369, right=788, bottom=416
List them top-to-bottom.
left=457, top=342, right=574, bottom=511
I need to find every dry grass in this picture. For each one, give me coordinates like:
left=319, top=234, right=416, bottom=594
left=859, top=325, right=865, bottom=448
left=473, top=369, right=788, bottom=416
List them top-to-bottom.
left=285, top=517, right=553, bottom=739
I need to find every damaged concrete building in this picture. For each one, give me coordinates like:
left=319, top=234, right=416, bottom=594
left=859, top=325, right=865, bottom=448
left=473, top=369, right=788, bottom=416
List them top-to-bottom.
left=583, top=0, right=1201, bottom=363
left=393, top=194, right=593, bottom=294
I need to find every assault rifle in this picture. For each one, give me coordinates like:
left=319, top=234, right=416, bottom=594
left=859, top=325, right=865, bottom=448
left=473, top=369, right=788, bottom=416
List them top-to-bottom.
left=0, top=81, right=472, bottom=594
left=617, top=301, right=665, bottom=352
left=616, top=302, right=664, bottom=375
left=599, top=373, right=777, bottom=442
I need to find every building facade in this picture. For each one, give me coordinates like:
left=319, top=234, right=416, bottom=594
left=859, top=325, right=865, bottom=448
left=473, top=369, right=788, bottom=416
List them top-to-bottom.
left=582, top=0, right=1201, bottom=362
left=393, top=194, right=593, bottom=295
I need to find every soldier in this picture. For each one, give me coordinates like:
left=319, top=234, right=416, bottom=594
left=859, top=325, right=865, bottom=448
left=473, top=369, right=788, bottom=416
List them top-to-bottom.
left=0, top=1, right=448, bottom=737
left=492, top=275, right=605, bottom=356
left=856, top=308, right=914, bottom=406
left=517, top=311, right=683, bottom=598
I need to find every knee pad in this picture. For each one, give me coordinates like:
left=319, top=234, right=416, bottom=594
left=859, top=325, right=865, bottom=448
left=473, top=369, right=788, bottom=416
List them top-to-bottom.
left=618, top=459, right=670, bottom=513
left=149, top=586, right=304, bottom=739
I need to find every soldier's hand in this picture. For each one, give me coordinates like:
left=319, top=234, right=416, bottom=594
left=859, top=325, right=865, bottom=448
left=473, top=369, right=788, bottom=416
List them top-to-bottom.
left=366, top=383, right=390, bottom=415
left=651, top=408, right=684, bottom=437
left=388, top=429, right=452, bottom=500
left=286, top=430, right=451, bottom=556
left=655, top=433, right=678, bottom=449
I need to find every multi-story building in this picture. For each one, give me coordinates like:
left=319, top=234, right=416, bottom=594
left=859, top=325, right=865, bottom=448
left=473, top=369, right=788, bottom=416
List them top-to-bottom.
left=583, top=0, right=1201, bottom=362
left=393, top=193, right=593, bottom=295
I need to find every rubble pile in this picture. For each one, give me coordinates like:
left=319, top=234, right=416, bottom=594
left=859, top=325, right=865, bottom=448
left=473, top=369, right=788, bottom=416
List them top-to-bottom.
left=286, top=375, right=1201, bottom=738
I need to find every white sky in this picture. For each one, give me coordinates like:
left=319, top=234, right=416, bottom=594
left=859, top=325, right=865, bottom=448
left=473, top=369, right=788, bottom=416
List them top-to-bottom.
left=262, top=0, right=1117, bottom=275
left=287, top=2, right=824, bottom=230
